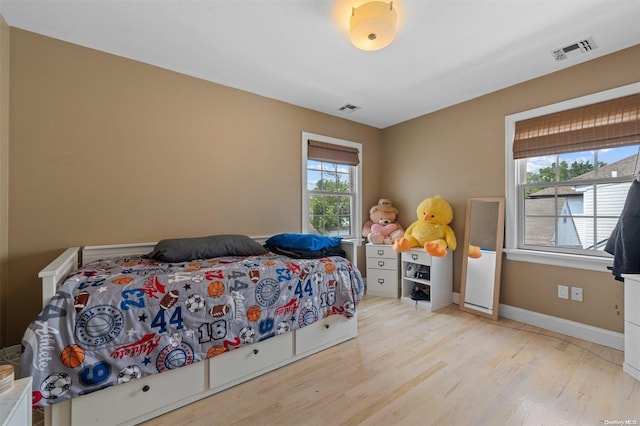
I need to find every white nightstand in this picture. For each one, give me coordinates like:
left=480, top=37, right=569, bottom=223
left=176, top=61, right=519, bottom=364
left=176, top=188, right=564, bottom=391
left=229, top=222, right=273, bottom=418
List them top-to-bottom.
left=365, top=243, right=400, bottom=298
left=400, top=248, right=453, bottom=312
left=0, top=376, right=32, bottom=426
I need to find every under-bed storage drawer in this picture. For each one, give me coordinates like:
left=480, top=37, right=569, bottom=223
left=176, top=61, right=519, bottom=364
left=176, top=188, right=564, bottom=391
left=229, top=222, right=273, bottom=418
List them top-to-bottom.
left=295, top=315, right=357, bottom=357
left=210, top=332, right=294, bottom=391
left=71, top=360, right=206, bottom=425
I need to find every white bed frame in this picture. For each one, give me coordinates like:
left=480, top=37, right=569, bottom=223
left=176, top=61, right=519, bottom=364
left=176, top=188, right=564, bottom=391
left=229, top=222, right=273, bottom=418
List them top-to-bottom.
left=37, top=239, right=360, bottom=426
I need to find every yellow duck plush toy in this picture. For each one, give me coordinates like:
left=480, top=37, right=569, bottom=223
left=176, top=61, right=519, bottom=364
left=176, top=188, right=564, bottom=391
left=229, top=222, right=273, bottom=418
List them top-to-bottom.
left=393, top=195, right=459, bottom=257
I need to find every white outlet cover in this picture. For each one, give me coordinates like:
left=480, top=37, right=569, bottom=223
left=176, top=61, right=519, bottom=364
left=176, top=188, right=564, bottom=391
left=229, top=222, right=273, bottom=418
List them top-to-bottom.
left=558, top=285, right=569, bottom=299
left=571, top=287, right=583, bottom=302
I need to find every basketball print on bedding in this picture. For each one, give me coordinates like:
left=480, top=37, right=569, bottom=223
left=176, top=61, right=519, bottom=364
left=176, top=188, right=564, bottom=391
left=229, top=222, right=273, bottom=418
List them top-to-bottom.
left=207, top=281, right=225, bottom=298
left=75, top=305, right=124, bottom=346
left=156, top=342, right=194, bottom=372
left=60, top=344, right=85, bottom=368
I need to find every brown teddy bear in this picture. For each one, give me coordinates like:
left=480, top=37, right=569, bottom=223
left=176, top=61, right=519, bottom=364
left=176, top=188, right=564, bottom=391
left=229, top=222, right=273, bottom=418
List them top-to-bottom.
left=362, top=199, right=405, bottom=244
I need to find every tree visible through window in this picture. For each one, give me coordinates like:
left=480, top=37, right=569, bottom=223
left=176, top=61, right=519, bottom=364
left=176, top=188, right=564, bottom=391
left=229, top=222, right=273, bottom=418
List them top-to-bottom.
left=302, top=132, right=362, bottom=239
left=307, top=161, right=353, bottom=236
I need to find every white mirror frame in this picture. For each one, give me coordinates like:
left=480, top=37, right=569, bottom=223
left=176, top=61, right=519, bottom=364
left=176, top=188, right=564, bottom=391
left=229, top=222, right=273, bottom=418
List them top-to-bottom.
left=459, top=197, right=505, bottom=321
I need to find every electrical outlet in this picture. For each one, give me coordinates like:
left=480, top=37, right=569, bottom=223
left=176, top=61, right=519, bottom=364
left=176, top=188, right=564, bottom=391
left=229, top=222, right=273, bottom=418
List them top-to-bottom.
left=558, top=285, right=569, bottom=299
left=571, top=287, right=583, bottom=302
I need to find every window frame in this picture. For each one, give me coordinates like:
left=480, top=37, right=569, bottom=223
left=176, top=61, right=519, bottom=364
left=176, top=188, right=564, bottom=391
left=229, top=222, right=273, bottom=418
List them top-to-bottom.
left=504, top=82, right=639, bottom=272
left=301, top=132, right=362, bottom=240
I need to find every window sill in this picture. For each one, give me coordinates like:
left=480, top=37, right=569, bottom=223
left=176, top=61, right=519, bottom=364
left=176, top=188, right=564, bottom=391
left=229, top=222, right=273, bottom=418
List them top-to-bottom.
left=342, top=238, right=363, bottom=247
left=504, top=249, right=613, bottom=273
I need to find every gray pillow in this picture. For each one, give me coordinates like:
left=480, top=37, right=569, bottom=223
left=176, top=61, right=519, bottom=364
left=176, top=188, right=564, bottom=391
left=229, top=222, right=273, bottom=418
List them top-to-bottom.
left=147, top=234, right=267, bottom=262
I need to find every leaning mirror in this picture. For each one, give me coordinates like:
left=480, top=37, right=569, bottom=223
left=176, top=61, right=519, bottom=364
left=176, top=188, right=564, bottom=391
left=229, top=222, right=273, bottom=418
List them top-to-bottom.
left=459, top=197, right=505, bottom=320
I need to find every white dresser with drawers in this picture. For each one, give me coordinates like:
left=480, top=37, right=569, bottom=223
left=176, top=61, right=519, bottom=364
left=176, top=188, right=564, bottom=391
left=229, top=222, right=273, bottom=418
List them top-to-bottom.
left=365, top=243, right=400, bottom=298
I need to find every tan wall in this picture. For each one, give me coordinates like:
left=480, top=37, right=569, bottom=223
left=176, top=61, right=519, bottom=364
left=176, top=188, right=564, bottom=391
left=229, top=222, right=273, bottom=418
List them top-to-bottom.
left=0, top=15, right=9, bottom=346
left=4, top=26, right=638, bottom=345
left=6, top=29, right=382, bottom=345
left=382, top=44, right=640, bottom=333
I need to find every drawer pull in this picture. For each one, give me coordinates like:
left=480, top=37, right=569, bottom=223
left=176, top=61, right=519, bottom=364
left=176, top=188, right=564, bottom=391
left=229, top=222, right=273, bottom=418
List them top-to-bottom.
left=377, top=250, right=384, bottom=256
left=411, top=254, right=418, bottom=261
left=377, top=261, right=385, bottom=267
left=377, top=278, right=385, bottom=284
left=324, top=324, right=330, bottom=329
left=253, top=348, right=259, bottom=355
left=142, top=385, right=150, bottom=392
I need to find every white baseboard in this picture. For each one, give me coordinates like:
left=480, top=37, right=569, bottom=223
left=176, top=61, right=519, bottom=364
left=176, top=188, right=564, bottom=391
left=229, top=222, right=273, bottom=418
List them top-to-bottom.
left=452, top=292, right=624, bottom=351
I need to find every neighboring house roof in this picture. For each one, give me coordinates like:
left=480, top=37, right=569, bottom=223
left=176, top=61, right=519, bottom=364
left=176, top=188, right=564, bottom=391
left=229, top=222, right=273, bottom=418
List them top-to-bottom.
left=524, top=153, right=638, bottom=248
left=529, top=186, right=580, bottom=198
left=524, top=196, right=582, bottom=247
left=524, top=197, right=559, bottom=245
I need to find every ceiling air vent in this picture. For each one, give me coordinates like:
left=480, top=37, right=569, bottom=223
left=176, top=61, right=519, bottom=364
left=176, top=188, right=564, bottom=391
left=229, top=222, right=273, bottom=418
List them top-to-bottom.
left=551, top=37, right=597, bottom=62
left=338, top=104, right=361, bottom=113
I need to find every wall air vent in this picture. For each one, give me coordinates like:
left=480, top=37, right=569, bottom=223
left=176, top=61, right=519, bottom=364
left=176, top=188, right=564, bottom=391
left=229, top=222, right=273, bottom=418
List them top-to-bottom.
left=551, top=37, right=597, bottom=62
left=338, top=104, right=361, bottom=113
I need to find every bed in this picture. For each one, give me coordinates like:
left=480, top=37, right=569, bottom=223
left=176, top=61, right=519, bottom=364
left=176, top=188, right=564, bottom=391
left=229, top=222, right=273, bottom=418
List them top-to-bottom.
left=21, top=235, right=363, bottom=425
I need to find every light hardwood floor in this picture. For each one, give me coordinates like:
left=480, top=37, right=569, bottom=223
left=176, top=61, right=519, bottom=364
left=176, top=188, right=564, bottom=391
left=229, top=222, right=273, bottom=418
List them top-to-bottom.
left=142, top=295, right=639, bottom=426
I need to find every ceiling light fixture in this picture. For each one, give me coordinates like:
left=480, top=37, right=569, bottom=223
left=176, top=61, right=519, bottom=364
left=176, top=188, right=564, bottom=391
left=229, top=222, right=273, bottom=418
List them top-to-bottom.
left=349, top=1, right=397, bottom=51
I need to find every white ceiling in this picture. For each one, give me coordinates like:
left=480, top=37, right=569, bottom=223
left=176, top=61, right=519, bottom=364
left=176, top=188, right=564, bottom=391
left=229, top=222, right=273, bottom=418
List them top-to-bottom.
left=1, top=0, right=639, bottom=128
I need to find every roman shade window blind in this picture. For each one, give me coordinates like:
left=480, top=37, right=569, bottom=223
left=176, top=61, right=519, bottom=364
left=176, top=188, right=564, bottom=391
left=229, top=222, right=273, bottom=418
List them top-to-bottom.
left=513, top=93, right=640, bottom=159
left=308, top=140, right=360, bottom=166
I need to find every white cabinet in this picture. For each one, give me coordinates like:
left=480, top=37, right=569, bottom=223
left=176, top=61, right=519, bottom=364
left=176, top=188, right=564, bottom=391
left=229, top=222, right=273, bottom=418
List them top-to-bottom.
left=365, top=244, right=399, bottom=298
left=401, top=249, right=453, bottom=312
left=623, top=274, right=640, bottom=381
left=72, top=360, right=206, bottom=425
left=0, top=376, right=32, bottom=426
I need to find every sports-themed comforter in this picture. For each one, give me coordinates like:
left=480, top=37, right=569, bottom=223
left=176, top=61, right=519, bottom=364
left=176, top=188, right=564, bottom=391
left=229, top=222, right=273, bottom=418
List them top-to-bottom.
left=21, top=253, right=364, bottom=406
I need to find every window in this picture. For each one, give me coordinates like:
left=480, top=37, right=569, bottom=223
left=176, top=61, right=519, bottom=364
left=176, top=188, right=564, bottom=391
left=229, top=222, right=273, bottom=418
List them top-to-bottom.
left=505, top=83, right=640, bottom=271
left=302, top=132, right=362, bottom=239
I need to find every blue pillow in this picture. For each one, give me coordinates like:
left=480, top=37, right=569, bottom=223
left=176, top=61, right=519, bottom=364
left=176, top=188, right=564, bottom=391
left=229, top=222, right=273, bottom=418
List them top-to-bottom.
left=265, top=233, right=342, bottom=251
